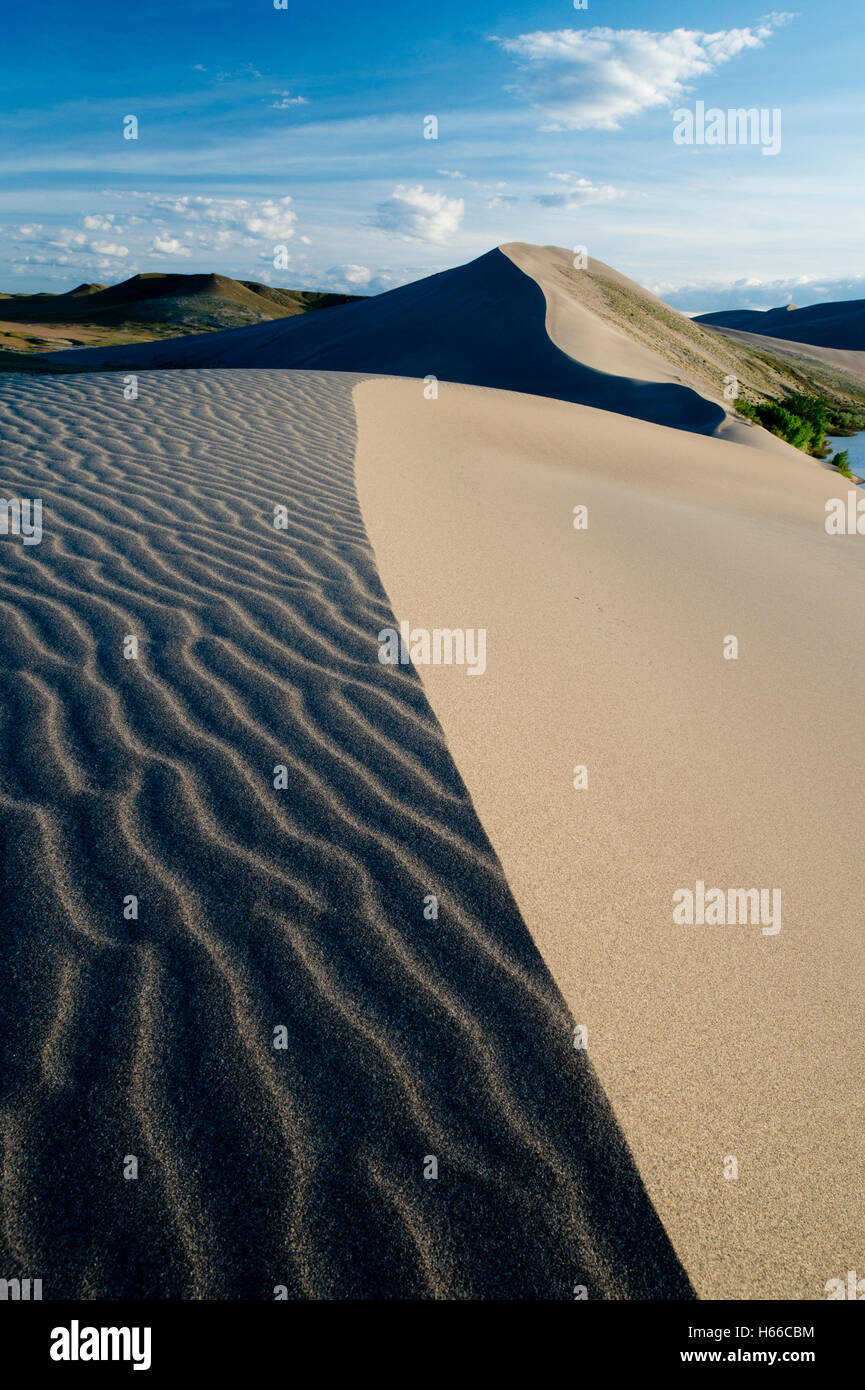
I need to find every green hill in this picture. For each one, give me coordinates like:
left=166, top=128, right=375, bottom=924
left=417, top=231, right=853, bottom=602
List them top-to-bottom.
left=0, top=272, right=364, bottom=354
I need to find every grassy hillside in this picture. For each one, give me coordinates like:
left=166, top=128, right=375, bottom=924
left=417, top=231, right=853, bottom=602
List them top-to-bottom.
left=549, top=258, right=865, bottom=425
left=0, top=271, right=363, bottom=354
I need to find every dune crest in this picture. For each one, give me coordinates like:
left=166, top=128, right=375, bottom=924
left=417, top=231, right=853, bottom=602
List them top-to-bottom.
left=40, top=249, right=733, bottom=435
left=0, top=367, right=692, bottom=1299
left=356, top=374, right=865, bottom=1300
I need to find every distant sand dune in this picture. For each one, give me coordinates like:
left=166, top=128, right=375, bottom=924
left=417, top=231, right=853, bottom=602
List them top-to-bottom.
left=41, top=251, right=725, bottom=435
left=696, top=297, right=865, bottom=350
left=698, top=322, right=865, bottom=387
left=0, top=368, right=692, bottom=1299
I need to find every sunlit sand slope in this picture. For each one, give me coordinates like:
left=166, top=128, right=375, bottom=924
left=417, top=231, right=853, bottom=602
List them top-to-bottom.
left=40, top=251, right=724, bottom=435
left=0, top=368, right=692, bottom=1300
left=356, top=375, right=865, bottom=1301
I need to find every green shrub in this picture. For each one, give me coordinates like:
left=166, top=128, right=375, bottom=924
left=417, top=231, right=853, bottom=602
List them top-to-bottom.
left=736, top=393, right=835, bottom=454
left=783, top=394, right=828, bottom=451
left=736, top=399, right=814, bottom=449
left=832, top=449, right=855, bottom=479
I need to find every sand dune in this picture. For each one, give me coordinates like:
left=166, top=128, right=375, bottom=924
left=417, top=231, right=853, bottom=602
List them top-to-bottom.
left=6, top=239, right=860, bottom=1303
left=42, top=242, right=852, bottom=460
left=501, top=243, right=864, bottom=452
left=41, top=250, right=726, bottom=435
left=696, top=297, right=865, bottom=350
left=698, top=322, right=865, bottom=388
left=0, top=367, right=692, bottom=1299
left=356, top=375, right=865, bottom=1301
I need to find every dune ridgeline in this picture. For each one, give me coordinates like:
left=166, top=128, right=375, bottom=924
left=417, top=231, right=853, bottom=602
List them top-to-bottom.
left=1, top=243, right=863, bottom=1301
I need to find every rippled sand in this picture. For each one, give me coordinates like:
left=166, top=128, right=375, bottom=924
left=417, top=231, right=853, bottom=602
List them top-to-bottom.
left=0, top=368, right=690, bottom=1299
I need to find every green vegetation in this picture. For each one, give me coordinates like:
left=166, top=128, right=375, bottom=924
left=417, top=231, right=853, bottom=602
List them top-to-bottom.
left=587, top=271, right=865, bottom=429
left=736, top=391, right=862, bottom=459
left=824, top=406, right=865, bottom=435
left=831, top=449, right=856, bottom=479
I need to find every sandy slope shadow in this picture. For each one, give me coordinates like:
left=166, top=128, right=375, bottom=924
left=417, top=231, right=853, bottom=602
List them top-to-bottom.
left=40, top=250, right=724, bottom=436
left=0, top=368, right=693, bottom=1300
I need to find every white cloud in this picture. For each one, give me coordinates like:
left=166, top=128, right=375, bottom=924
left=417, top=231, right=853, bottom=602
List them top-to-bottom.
left=494, top=17, right=793, bottom=130
left=216, top=63, right=263, bottom=82
left=270, top=91, right=308, bottom=109
left=437, top=169, right=465, bottom=180
left=535, top=172, right=624, bottom=208
left=373, top=185, right=465, bottom=243
left=129, top=192, right=297, bottom=247
left=4, top=194, right=301, bottom=281
left=83, top=213, right=121, bottom=232
left=7, top=223, right=133, bottom=271
left=42, top=226, right=130, bottom=259
left=50, top=229, right=86, bottom=248
left=151, top=235, right=191, bottom=257
left=90, top=240, right=129, bottom=257
left=321, top=264, right=395, bottom=295
left=657, top=271, right=865, bottom=316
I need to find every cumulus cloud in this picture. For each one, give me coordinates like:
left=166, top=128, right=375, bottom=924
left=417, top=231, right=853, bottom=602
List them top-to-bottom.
left=494, top=16, right=793, bottom=130
left=270, top=91, right=308, bottom=108
left=535, top=172, right=624, bottom=208
left=373, top=185, right=465, bottom=243
left=129, top=192, right=297, bottom=247
left=3, top=193, right=299, bottom=279
left=83, top=213, right=122, bottom=232
left=42, top=225, right=130, bottom=259
left=151, top=235, right=191, bottom=257
left=89, top=240, right=129, bottom=257
left=321, top=264, right=395, bottom=295
left=338, top=264, right=372, bottom=285
left=658, top=272, right=865, bottom=316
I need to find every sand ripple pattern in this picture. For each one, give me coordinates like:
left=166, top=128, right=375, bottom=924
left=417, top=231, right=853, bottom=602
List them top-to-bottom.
left=0, top=369, right=692, bottom=1299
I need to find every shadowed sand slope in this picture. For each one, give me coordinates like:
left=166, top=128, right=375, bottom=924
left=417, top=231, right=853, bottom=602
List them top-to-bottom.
left=500, top=243, right=865, bottom=452
left=41, top=251, right=724, bottom=435
left=696, top=297, right=865, bottom=349
left=0, top=368, right=692, bottom=1300
left=356, top=376, right=865, bottom=1301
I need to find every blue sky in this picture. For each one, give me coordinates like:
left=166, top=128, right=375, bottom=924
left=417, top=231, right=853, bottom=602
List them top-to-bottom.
left=1, top=0, right=862, bottom=311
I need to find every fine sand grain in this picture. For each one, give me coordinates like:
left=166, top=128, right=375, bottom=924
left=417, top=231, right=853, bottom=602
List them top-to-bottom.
left=0, top=367, right=692, bottom=1299
left=356, top=375, right=865, bottom=1301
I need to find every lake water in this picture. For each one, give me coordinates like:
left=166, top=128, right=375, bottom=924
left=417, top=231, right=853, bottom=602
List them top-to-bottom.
left=826, top=432, right=865, bottom=484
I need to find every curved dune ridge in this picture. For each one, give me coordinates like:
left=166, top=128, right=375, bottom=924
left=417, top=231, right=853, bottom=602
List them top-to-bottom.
left=41, top=249, right=724, bottom=435
left=0, top=368, right=693, bottom=1299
